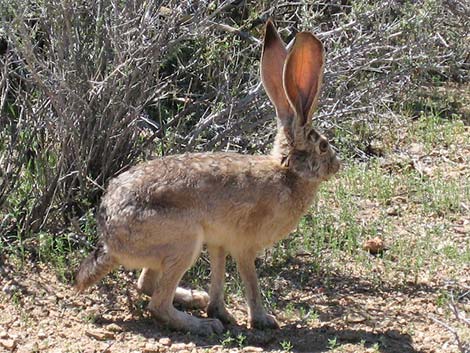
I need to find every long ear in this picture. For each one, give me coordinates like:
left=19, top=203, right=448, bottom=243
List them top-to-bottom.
left=260, top=20, right=293, bottom=122
left=283, top=32, right=324, bottom=127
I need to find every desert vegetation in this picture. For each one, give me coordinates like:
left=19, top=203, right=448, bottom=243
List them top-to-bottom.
left=0, top=0, right=469, bottom=352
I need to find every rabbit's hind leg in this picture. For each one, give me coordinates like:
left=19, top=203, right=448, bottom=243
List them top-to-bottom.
left=148, top=232, right=223, bottom=335
left=137, top=268, right=160, bottom=296
left=138, top=269, right=209, bottom=310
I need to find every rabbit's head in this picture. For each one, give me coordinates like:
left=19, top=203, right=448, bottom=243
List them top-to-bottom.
left=261, top=20, right=340, bottom=181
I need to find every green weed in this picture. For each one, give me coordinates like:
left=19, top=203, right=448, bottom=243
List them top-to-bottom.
left=220, top=331, right=235, bottom=348
left=327, top=336, right=339, bottom=350
left=280, top=340, right=294, bottom=352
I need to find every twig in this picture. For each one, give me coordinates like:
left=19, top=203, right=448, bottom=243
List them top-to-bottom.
left=210, top=21, right=261, bottom=44
left=431, top=315, right=469, bottom=353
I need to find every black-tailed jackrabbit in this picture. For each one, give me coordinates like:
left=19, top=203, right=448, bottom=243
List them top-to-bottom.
left=75, top=20, right=340, bottom=335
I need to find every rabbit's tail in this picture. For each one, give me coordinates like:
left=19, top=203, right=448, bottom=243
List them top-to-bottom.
left=74, top=242, right=117, bottom=292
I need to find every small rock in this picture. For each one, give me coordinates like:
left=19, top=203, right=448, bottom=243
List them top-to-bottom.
left=408, top=143, right=424, bottom=155
left=386, top=206, right=401, bottom=216
left=454, top=224, right=470, bottom=235
left=362, top=237, right=385, bottom=255
left=2, top=284, right=18, bottom=295
left=46, top=295, right=58, bottom=304
left=345, top=313, right=367, bottom=324
left=105, top=323, right=123, bottom=333
left=85, top=329, right=115, bottom=341
left=37, top=330, right=47, bottom=339
left=0, top=331, right=8, bottom=339
left=58, top=332, right=69, bottom=338
left=159, top=337, right=172, bottom=346
left=0, top=339, right=17, bottom=351
left=38, top=340, right=51, bottom=351
left=29, top=342, right=41, bottom=352
left=185, top=342, right=195, bottom=349
left=143, top=343, right=160, bottom=353
left=171, top=343, right=189, bottom=351
left=243, top=347, right=264, bottom=352
left=49, top=349, right=66, bottom=353
left=82, top=349, right=96, bottom=353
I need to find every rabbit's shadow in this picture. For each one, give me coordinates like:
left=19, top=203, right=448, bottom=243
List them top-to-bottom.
left=94, top=314, right=417, bottom=353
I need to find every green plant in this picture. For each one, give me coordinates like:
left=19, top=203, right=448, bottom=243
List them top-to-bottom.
left=220, top=331, right=235, bottom=348
left=236, top=333, right=247, bottom=348
left=327, top=336, right=339, bottom=350
left=280, top=340, right=294, bottom=352
left=371, top=342, right=381, bottom=352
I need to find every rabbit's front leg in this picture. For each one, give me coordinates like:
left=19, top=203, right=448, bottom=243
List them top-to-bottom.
left=207, top=245, right=236, bottom=324
left=235, top=251, right=279, bottom=329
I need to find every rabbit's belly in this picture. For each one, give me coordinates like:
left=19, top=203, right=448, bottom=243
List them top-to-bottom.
left=202, top=213, right=300, bottom=254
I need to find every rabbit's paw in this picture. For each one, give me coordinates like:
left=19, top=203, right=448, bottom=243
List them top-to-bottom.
left=174, top=288, right=209, bottom=309
left=189, top=290, right=210, bottom=309
left=207, top=302, right=236, bottom=325
left=152, top=307, right=224, bottom=336
left=250, top=313, right=279, bottom=330
left=192, top=318, right=225, bottom=336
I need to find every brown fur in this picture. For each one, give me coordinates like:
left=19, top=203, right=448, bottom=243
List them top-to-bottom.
left=75, top=20, right=340, bottom=335
left=74, top=242, right=116, bottom=292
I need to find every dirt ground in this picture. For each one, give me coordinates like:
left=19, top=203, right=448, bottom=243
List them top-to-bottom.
left=0, top=257, right=467, bottom=353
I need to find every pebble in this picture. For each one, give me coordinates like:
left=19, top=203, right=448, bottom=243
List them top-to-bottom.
left=2, top=284, right=18, bottom=295
left=345, top=313, right=367, bottom=323
left=106, top=323, right=123, bottom=332
left=85, top=329, right=115, bottom=341
left=159, top=337, right=172, bottom=346
left=0, top=339, right=17, bottom=351
left=171, top=342, right=190, bottom=351
left=143, top=343, right=160, bottom=353
left=242, top=347, right=264, bottom=352
left=82, top=348, right=96, bottom=353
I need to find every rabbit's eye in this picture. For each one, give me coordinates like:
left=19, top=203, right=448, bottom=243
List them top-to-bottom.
left=319, top=140, right=329, bottom=153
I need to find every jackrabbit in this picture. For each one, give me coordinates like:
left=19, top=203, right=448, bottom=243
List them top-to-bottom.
left=75, top=20, right=340, bottom=335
